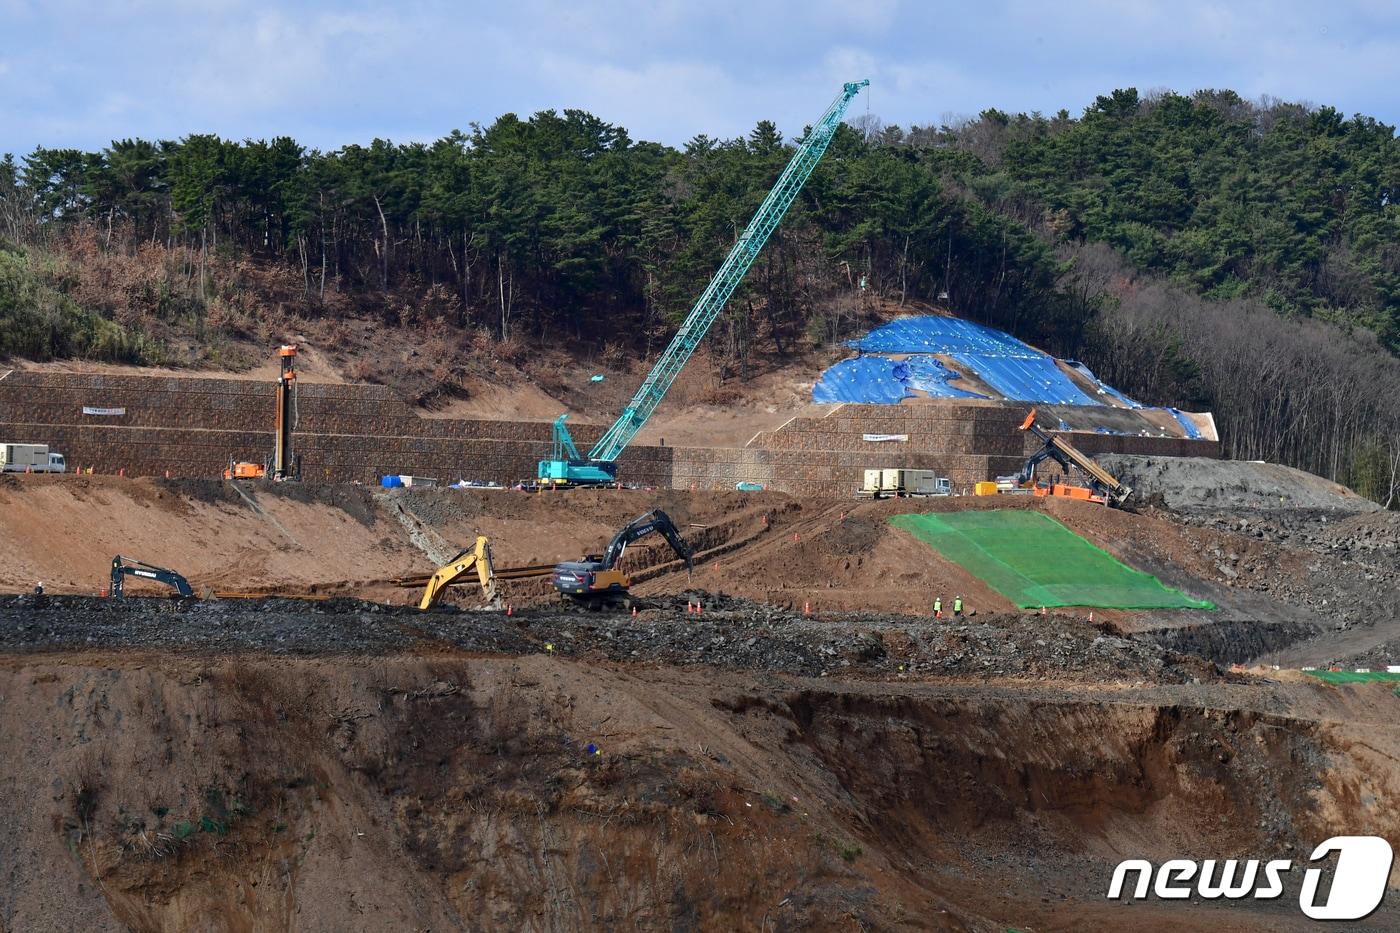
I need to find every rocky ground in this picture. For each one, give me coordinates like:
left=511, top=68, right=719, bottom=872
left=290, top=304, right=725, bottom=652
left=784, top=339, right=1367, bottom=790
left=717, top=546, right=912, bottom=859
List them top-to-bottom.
left=0, top=592, right=1220, bottom=685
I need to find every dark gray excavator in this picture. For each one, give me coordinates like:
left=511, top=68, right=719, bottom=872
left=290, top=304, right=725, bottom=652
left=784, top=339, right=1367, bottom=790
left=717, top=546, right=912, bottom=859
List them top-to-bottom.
left=551, top=509, right=693, bottom=610
left=110, top=556, right=195, bottom=599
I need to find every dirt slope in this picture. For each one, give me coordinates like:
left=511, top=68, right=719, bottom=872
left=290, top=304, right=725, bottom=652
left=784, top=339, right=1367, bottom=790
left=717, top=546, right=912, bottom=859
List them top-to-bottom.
left=2, top=474, right=1396, bottom=668
left=4, top=649, right=1399, bottom=931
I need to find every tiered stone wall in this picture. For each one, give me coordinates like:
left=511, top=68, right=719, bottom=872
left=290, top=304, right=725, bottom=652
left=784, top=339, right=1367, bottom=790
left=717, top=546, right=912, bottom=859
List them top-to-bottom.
left=0, top=371, right=1216, bottom=495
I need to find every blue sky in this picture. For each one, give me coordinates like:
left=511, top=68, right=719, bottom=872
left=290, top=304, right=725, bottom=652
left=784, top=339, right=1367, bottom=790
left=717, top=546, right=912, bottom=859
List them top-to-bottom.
left=2, top=0, right=1398, bottom=156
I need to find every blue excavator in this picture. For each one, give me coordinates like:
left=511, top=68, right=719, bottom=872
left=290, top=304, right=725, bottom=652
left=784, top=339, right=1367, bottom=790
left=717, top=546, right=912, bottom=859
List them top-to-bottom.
left=538, top=80, right=869, bottom=487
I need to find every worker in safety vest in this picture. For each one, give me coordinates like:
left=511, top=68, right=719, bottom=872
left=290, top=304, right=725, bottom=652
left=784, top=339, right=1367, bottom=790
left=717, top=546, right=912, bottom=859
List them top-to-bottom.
left=933, top=595, right=942, bottom=619
left=953, top=595, right=963, bottom=617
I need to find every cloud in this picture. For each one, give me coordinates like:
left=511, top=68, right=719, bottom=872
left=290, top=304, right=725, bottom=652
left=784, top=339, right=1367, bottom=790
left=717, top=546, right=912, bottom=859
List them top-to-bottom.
left=1, top=0, right=1397, bottom=156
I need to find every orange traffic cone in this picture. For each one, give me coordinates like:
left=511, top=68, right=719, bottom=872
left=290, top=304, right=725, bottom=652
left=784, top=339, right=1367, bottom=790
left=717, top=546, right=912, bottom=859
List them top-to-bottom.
left=803, top=601, right=810, bottom=616
left=507, top=604, right=513, bottom=616
left=631, top=606, right=637, bottom=616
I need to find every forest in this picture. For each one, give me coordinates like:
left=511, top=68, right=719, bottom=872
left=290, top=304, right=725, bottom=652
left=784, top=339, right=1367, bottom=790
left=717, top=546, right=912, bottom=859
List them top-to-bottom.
left=0, top=87, right=1397, bottom=505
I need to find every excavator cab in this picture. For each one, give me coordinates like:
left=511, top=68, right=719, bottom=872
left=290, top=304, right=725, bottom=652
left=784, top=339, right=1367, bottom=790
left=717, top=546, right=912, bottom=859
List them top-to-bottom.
left=553, top=509, right=692, bottom=610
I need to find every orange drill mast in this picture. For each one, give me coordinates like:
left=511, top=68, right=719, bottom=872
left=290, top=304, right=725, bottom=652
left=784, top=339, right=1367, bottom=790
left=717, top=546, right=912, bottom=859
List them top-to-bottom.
left=273, top=344, right=298, bottom=480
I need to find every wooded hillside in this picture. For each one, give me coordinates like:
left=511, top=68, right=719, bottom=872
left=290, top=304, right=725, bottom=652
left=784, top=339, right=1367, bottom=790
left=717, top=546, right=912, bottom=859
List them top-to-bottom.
left=1, top=87, right=1397, bottom=504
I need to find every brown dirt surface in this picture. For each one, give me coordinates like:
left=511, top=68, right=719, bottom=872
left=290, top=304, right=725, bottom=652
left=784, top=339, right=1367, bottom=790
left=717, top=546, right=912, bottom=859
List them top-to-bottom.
left=3, top=467, right=1400, bottom=929
left=3, top=475, right=1397, bottom=670
left=2, top=642, right=1397, bottom=931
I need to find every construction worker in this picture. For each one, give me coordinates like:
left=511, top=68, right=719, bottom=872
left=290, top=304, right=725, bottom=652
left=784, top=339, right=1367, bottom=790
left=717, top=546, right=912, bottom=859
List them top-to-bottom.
left=933, top=595, right=942, bottom=619
left=953, top=595, right=963, bottom=618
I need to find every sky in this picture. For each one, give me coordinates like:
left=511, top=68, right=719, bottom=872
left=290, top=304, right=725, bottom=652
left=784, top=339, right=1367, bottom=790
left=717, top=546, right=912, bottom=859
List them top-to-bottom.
left=2, top=0, right=1399, bottom=156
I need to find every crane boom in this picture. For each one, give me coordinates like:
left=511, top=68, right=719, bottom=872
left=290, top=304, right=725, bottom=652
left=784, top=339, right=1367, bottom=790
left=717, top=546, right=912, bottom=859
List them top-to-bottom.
left=539, top=79, right=869, bottom=485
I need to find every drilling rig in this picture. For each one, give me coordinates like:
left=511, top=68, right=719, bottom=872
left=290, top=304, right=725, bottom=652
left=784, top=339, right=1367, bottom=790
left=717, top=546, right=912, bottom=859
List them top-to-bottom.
left=223, top=344, right=300, bottom=481
left=272, top=344, right=298, bottom=480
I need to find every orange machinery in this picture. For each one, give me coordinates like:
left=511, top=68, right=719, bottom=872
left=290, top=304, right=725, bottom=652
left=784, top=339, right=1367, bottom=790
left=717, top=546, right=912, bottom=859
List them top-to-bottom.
left=1014, top=408, right=1133, bottom=507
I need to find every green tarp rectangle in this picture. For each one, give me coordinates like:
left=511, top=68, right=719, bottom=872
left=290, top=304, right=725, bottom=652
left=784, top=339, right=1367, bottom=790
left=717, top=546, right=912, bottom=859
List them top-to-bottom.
left=889, top=510, right=1214, bottom=610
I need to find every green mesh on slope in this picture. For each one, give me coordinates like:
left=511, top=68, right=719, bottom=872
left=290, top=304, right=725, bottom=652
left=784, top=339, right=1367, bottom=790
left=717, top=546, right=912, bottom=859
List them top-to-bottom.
left=889, top=510, right=1215, bottom=610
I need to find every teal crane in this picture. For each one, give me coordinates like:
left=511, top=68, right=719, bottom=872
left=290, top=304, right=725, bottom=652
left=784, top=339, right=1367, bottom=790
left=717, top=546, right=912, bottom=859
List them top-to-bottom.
left=538, top=79, right=869, bottom=486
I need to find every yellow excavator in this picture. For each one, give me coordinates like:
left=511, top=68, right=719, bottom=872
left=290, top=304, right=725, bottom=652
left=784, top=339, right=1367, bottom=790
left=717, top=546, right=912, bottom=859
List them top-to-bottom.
left=399, top=536, right=555, bottom=610
left=412, top=537, right=498, bottom=610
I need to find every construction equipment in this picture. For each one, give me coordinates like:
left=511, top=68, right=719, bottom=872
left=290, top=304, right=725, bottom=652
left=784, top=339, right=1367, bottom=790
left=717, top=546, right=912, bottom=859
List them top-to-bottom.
left=538, top=79, right=869, bottom=486
left=223, top=344, right=299, bottom=482
left=273, top=344, right=299, bottom=480
left=1015, top=408, right=1133, bottom=507
left=224, top=460, right=266, bottom=480
left=858, top=469, right=951, bottom=499
left=552, top=509, right=693, bottom=609
left=416, top=536, right=497, bottom=610
left=393, top=540, right=555, bottom=609
left=110, top=555, right=195, bottom=599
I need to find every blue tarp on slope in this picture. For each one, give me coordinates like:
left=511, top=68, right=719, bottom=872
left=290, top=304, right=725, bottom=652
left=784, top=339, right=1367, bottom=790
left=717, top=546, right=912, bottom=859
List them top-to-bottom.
left=844, top=316, right=1099, bottom=405
left=850, top=316, right=1037, bottom=356
left=820, top=317, right=1203, bottom=431
left=952, top=351, right=1100, bottom=406
left=812, top=355, right=983, bottom=404
left=900, top=357, right=986, bottom=399
left=812, top=358, right=908, bottom=404
left=1068, top=361, right=1143, bottom=409
left=1168, top=408, right=1203, bottom=439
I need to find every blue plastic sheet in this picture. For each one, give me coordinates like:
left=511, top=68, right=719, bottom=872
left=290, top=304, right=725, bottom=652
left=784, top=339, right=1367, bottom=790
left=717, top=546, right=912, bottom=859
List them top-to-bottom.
left=827, top=316, right=1178, bottom=413
left=850, top=316, right=1038, bottom=356
left=846, top=317, right=1097, bottom=405
left=952, top=351, right=1100, bottom=406
left=812, top=355, right=982, bottom=404
left=898, top=357, right=985, bottom=399
left=813, top=358, right=908, bottom=404
left=1068, top=361, right=1143, bottom=409
left=1168, top=407, right=1203, bottom=439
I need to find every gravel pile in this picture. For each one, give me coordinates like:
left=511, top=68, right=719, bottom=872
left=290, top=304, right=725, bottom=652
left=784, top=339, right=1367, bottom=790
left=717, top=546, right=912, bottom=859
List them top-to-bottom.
left=1100, top=455, right=1380, bottom=513
left=0, top=593, right=1218, bottom=685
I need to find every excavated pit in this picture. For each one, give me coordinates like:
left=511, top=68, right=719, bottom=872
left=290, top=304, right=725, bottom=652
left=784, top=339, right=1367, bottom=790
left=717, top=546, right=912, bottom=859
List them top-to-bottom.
left=3, top=652, right=1398, bottom=931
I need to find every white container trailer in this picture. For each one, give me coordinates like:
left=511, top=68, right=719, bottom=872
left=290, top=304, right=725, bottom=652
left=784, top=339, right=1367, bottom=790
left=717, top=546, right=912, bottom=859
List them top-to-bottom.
left=0, top=444, right=66, bottom=473
left=859, top=468, right=950, bottom=499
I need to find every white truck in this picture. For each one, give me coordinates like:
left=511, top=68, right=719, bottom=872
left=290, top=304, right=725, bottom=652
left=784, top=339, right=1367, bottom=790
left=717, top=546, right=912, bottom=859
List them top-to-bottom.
left=0, top=444, right=66, bottom=473
left=858, top=468, right=950, bottom=499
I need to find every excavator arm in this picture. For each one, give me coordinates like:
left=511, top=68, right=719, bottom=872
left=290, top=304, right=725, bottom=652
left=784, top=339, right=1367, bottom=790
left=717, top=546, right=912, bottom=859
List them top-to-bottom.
left=1017, top=409, right=1133, bottom=506
left=601, top=510, right=693, bottom=574
left=419, top=536, right=498, bottom=610
left=110, top=556, right=195, bottom=598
